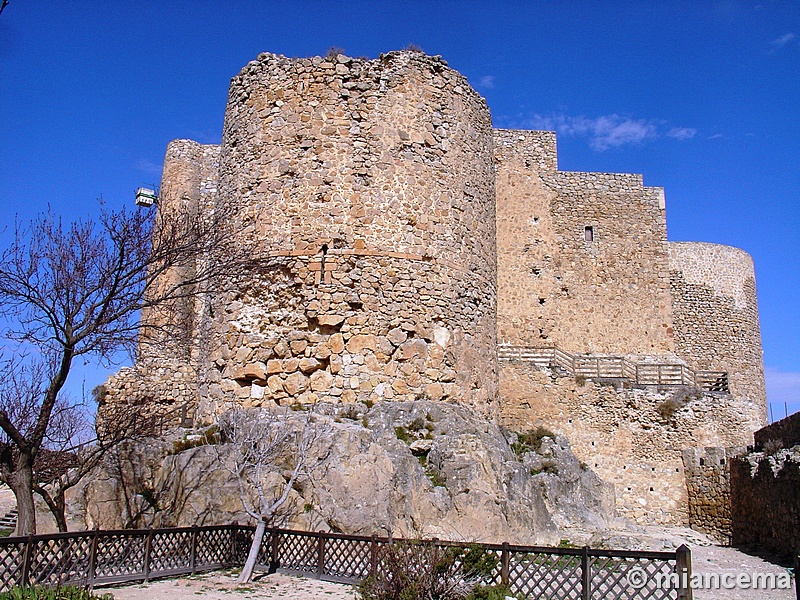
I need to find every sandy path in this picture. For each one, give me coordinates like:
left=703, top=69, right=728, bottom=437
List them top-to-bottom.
left=105, top=544, right=796, bottom=600
left=691, top=545, right=795, bottom=600
left=107, top=570, right=357, bottom=600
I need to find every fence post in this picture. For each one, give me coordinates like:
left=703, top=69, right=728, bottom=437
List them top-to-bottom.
left=229, top=521, right=238, bottom=566
left=190, top=527, right=198, bottom=575
left=269, top=528, right=280, bottom=574
left=87, top=529, right=99, bottom=589
left=143, top=529, right=154, bottom=582
left=317, top=533, right=326, bottom=577
left=20, top=534, right=34, bottom=587
left=370, top=535, right=378, bottom=578
left=500, top=542, right=510, bottom=587
left=676, top=544, right=693, bottom=600
left=580, top=546, right=590, bottom=600
left=793, top=554, right=798, bottom=600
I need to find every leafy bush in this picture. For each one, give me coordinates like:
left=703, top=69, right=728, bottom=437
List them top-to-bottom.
left=0, top=586, right=114, bottom=600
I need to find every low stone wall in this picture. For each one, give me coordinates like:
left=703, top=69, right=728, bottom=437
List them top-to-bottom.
left=681, top=447, right=744, bottom=543
left=730, top=448, right=800, bottom=558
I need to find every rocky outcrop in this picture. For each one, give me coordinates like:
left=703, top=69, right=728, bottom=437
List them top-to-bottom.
left=69, top=401, right=615, bottom=545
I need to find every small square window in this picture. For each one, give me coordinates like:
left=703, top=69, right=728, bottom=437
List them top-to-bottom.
left=584, top=226, right=594, bottom=242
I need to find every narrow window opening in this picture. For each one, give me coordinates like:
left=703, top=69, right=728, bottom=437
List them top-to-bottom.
left=584, top=226, right=594, bottom=242
left=319, top=244, right=329, bottom=284
left=538, top=297, right=546, bottom=305
left=699, top=458, right=705, bottom=466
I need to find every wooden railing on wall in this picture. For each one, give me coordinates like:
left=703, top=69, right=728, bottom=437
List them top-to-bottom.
left=498, top=344, right=729, bottom=393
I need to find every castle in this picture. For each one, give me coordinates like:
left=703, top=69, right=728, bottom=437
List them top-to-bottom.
left=102, top=50, right=766, bottom=530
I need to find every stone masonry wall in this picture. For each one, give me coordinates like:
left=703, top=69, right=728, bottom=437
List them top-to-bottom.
left=194, top=51, right=497, bottom=418
left=495, top=129, right=674, bottom=355
left=139, top=139, right=220, bottom=363
left=99, top=141, right=220, bottom=416
left=669, top=242, right=767, bottom=426
left=499, top=362, right=761, bottom=525
left=754, top=412, right=800, bottom=450
left=682, top=447, right=743, bottom=543
left=731, top=448, right=800, bottom=558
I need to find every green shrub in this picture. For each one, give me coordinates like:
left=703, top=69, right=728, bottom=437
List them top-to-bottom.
left=395, top=426, right=412, bottom=443
left=511, top=426, right=555, bottom=456
left=425, top=468, right=446, bottom=488
left=466, top=584, right=524, bottom=600
left=0, top=586, right=114, bottom=600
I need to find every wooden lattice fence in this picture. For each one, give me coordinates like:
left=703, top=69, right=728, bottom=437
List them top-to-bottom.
left=0, top=524, right=694, bottom=599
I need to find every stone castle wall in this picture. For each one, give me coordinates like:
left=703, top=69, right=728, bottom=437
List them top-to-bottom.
left=98, top=49, right=769, bottom=530
left=195, top=51, right=497, bottom=417
left=495, top=129, right=674, bottom=355
left=138, top=140, right=220, bottom=362
left=668, top=242, right=766, bottom=425
left=499, top=364, right=759, bottom=524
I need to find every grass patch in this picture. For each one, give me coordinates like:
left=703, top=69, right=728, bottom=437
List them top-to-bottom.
left=170, top=425, right=219, bottom=455
left=395, top=426, right=412, bottom=443
left=511, top=426, right=556, bottom=456
left=426, top=468, right=445, bottom=487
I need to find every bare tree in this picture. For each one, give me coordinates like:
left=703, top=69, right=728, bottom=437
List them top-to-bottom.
left=0, top=201, right=253, bottom=535
left=31, top=401, right=150, bottom=532
left=217, top=406, right=328, bottom=583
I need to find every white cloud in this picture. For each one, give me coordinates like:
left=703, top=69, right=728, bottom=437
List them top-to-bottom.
left=771, top=32, right=797, bottom=48
left=478, top=75, right=495, bottom=89
left=521, top=113, right=673, bottom=151
left=667, top=127, right=697, bottom=140
left=708, top=133, right=724, bottom=140
left=134, top=158, right=163, bottom=176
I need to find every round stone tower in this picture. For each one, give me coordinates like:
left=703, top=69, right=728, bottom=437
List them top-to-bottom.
left=197, top=51, right=497, bottom=416
left=668, top=242, right=767, bottom=432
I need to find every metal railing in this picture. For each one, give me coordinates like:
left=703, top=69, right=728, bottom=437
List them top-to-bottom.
left=498, top=345, right=729, bottom=393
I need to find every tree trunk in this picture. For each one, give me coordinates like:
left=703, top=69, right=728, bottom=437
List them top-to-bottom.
left=8, top=456, right=36, bottom=536
left=34, top=484, right=68, bottom=532
left=238, top=519, right=266, bottom=583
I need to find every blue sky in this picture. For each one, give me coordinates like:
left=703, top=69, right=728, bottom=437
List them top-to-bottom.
left=1, top=1, right=798, bottom=419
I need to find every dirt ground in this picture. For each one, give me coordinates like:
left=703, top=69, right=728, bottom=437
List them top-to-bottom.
left=107, top=571, right=357, bottom=600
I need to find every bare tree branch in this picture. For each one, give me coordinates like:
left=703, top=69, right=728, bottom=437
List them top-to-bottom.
left=0, top=199, right=258, bottom=534
left=217, top=406, right=329, bottom=582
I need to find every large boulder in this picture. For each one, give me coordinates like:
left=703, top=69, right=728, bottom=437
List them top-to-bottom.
left=68, top=401, right=615, bottom=545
